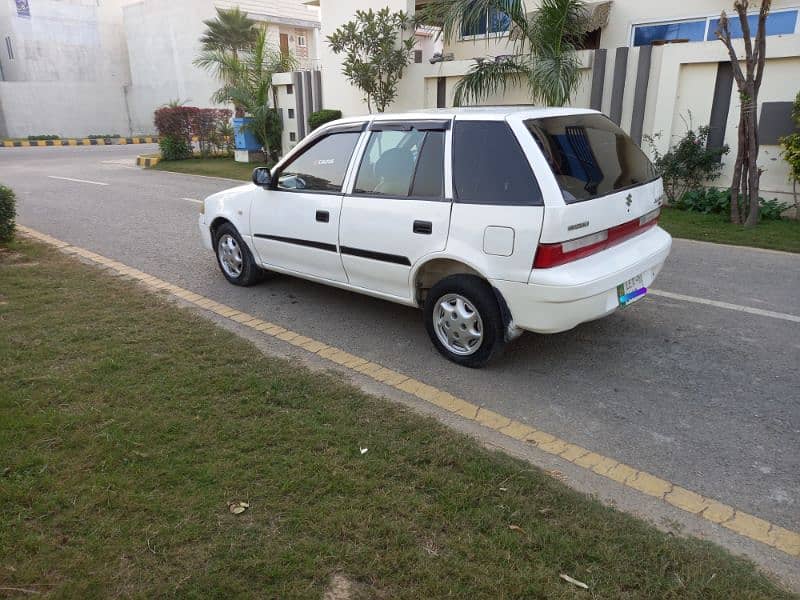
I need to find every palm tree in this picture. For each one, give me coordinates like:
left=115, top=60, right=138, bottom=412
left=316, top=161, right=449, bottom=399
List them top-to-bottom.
left=420, top=0, right=589, bottom=107
left=200, top=7, right=257, bottom=59
left=196, top=29, right=296, bottom=160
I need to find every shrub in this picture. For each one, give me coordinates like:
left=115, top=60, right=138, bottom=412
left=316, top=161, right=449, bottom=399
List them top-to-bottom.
left=779, top=90, right=800, bottom=213
left=154, top=106, right=232, bottom=160
left=309, top=109, right=342, bottom=131
left=645, top=121, right=729, bottom=204
left=27, top=134, right=60, bottom=141
left=87, top=134, right=121, bottom=139
left=158, top=136, right=193, bottom=161
left=0, top=185, right=16, bottom=243
left=676, top=188, right=789, bottom=220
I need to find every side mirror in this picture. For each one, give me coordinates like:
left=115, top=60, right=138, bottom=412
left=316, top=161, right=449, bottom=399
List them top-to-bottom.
left=252, top=167, right=272, bottom=188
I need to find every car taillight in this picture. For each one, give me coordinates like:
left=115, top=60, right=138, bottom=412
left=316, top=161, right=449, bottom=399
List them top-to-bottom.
left=533, top=209, right=660, bottom=269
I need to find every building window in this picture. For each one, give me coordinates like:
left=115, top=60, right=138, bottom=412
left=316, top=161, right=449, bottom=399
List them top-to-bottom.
left=461, top=0, right=511, bottom=38
left=632, top=9, right=799, bottom=46
left=706, top=10, right=798, bottom=41
left=297, top=34, right=307, bottom=48
left=5, top=36, right=13, bottom=60
left=286, top=84, right=293, bottom=95
left=288, top=108, right=295, bottom=119
left=289, top=132, right=296, bottom=142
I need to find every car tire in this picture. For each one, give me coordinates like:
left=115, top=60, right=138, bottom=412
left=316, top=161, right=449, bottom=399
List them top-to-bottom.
left=214, top=223, right=265, bottom=287
left=424, top=274, right=505, bottom=368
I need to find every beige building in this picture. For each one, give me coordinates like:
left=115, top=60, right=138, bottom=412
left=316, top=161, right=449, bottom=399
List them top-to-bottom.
left=307, top=0, right=800, bottom=204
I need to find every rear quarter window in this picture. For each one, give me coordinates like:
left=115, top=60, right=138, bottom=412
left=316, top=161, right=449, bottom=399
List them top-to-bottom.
left=524, top=114, right=657, bottom=204
left=453, top=121, right=542, bottom=206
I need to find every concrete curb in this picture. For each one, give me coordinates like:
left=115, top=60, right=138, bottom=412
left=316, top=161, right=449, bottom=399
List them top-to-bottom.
left=2, top=136, right=158, bottom=148
left=136, top=154, right=161, bottom=168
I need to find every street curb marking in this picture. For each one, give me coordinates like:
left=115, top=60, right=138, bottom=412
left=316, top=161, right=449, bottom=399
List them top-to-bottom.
left=2, top=136, right=157, bottom=148
left=136, top=154, right=161, bottom=168
left=15, top=224, right=800, bottom=559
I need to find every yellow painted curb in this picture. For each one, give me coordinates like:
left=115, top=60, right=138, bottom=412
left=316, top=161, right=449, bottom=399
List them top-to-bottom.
left=136, top=154, right=161, bottom=168
left=15, top=224, right=800, bottom=559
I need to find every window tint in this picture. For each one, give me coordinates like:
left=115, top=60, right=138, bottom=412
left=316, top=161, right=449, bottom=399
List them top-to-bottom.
left=633, top=20, right=706, bottom=46
left=525, top=114, right=657, bottom=204
left=453, top=121, right=541, bottom=206
left=354, top=129, right=444, bottom=199
left=411, top=131, right=445, bottom=198
left=277, top=132, right=360, bottom=193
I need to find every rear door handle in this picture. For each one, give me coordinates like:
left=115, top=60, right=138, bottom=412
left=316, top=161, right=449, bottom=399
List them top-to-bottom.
left=316, top=210, right=330, bottom=223
left=413, top=220, right=432, bottom=235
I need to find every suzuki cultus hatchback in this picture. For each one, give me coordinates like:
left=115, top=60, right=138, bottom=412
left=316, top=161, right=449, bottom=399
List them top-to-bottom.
left=199, top=108, right=671, bottom=367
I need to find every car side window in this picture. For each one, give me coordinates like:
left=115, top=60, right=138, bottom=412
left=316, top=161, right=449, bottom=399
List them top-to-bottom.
left=452, top=120, right=542, bottom=206
left=354, top=129, right=444, bottom=199
left=277, top=132, right=361, bottom=193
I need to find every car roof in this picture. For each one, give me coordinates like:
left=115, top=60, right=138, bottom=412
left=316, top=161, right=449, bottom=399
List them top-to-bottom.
left=332, top=106, right=599, bottom=124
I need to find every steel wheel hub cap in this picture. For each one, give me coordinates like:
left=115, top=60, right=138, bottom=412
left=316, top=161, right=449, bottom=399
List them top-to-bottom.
left=217, top=234, right=243, bottom=278
left=433, top=293, right=484, bottom=356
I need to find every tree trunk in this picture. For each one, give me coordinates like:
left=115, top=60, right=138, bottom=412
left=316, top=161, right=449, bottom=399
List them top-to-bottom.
left=730, top=109, right=747, bottom=225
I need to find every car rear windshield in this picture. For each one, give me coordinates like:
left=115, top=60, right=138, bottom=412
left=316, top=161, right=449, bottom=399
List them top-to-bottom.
left=524, top=114, right=657, bottom=204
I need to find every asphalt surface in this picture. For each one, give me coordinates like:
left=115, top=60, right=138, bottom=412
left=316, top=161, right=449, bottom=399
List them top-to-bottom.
left=3, top=145, right=799, bottom=536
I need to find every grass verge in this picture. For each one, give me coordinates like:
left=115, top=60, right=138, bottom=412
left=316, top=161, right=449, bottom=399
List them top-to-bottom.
left=153, top=157, right=260, bottom=181
left=659, top=208, right=800, bottom=253
left=1, top=239, right=794, bottom=599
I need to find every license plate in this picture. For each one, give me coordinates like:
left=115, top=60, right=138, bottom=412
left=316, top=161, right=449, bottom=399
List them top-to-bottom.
left=617, top=274, right=647, bottom=306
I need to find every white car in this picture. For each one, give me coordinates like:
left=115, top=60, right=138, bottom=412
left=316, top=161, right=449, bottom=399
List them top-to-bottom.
left=199, top=107, right=671, bottom=367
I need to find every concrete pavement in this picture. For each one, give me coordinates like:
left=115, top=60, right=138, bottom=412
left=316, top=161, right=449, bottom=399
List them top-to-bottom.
left=2, top=145, right=798, bottom=565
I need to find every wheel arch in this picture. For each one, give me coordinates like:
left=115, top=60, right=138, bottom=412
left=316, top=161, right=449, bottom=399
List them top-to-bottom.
left=411, top=256, right=487, bottom=306
left=413, top=257, right=517, bottom=338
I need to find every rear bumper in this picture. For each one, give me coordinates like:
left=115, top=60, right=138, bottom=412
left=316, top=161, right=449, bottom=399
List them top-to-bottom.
left=198, top=215, right=213, bottom=250
left=492, top=226, right=672, bottom=334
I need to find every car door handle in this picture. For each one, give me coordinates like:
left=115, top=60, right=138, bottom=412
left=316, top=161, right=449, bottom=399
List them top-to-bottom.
left=316, top=210, right=330, bottom=223
left=413, top=220, right=432, bottom=235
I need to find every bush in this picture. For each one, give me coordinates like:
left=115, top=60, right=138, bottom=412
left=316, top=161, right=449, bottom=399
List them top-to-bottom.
left=154, top=106, right=232, bottom=160
left=309, top=109, right=342, bottom=131
left=645, top=121, right=729, bottom=204
left=27, top=134, right=60, bottom=141
left=87, top=134, right=121, bottom=139
left=158, top=136, right=193, bottom=161
left=0, top=185, right=16, bottom=243
left=676, top=188, right=789, bottom=220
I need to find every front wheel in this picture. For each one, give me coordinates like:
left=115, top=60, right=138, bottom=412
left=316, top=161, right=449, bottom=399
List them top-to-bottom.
left=214, top=223, right=265, bottom=286
left=423, top=275, right=505, bottom=368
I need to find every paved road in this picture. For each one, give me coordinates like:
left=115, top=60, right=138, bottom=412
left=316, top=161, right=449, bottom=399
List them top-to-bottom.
left=3, top=145, right=799, bottom=535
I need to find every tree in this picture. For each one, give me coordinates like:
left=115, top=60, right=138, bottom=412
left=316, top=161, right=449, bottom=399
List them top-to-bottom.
left=418, top=0, right=589, bottom=107
left=716, top=0, right=771, bottom=227
left=196, top=7, right=258, bottom=117
left=200, top=7, right=257, bottom=59
left=327, top=8, right=416, bottom=113
left=196, top=29, right=296, bottom=161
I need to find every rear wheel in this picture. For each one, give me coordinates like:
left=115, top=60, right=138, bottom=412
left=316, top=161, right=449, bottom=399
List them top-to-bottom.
left=214, top=223, right=264, bottom=286
left=424, top=275, right=504, bottom=368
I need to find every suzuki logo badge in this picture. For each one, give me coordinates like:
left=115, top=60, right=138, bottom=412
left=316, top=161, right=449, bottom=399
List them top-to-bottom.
left=625, top=194, right=633, bottom=208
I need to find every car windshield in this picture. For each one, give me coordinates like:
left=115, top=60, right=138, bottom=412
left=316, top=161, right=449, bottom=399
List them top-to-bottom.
left=524, top=114, right=657, bottom=204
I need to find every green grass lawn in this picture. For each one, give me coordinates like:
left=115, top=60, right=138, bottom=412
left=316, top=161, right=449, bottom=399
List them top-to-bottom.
left=153, top=157, right=260, bottom=181
left=659, top=208, right=800, bottom=253
left=3, top=240, right=793, bottom=598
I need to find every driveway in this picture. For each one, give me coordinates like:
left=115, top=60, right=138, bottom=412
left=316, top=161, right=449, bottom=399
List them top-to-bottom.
left=3, top=144, right=798, bottom=538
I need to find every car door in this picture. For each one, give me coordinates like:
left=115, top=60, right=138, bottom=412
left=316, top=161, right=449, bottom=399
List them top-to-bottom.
left=338, top=120, right=452, bottom=300
left=249, top=125, right=364, bottom=283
